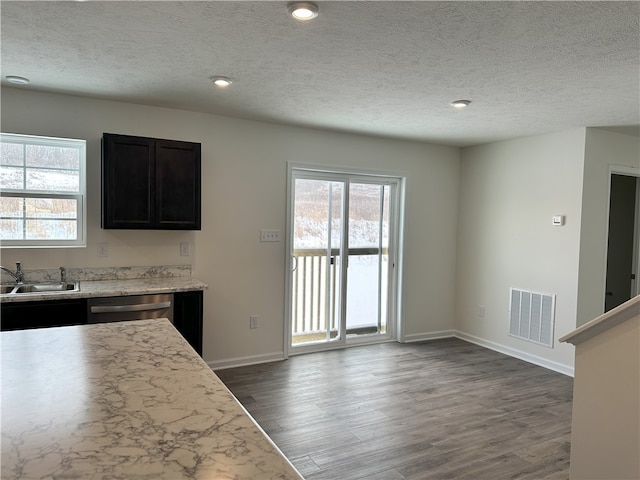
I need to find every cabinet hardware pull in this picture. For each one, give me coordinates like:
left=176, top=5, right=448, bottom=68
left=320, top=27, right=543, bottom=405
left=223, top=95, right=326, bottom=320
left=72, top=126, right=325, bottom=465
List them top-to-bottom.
left=90, top=301, right=171, bottom=314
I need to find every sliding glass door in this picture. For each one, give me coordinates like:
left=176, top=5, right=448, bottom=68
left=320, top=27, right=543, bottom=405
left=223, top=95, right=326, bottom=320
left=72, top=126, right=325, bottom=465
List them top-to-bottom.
left=287, top=167, right=402, bottom=353
left=290, top=176, right=346, bottom=346
left=345, top=182, right=391, bottom=338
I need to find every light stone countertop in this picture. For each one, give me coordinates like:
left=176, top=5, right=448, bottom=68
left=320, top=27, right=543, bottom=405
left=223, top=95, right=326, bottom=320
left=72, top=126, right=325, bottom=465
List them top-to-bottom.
left=0, top=276, right=208, bottom=303
left=1, top=319, right=304, bottom=480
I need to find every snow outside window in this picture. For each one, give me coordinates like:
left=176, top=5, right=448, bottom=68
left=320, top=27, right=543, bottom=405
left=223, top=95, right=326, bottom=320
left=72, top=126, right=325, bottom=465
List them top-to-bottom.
left=0, top=133, right=86, bottom=248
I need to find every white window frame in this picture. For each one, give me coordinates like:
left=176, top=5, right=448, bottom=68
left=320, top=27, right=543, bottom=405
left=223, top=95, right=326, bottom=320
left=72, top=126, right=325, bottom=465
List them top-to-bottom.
left=0, top=133, right=87, bottom=248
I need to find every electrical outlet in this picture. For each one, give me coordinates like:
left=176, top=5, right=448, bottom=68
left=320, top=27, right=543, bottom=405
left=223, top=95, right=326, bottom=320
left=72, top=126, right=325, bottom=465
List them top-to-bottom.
left=260, top=230, right=281, bottom=242
left=97, top=242, right=108, bottom=257
left=180, top=242, right=190, bottom=256
left=478, top=305, right=486, bottom=317
left=250, top=315, right=259, bottom=329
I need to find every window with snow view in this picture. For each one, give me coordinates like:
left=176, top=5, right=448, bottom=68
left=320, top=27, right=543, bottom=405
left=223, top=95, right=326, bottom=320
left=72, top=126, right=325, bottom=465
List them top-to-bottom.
left=0, top=133, right=86, bottom=247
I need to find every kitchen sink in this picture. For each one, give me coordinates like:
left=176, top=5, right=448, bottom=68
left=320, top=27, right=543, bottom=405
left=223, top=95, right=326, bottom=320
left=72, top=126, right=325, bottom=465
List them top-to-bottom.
left=1, top=282, right=80, bottom=295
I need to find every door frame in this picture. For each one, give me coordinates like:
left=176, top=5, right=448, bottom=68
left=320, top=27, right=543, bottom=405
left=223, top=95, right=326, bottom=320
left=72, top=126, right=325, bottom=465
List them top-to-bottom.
left=284, top=162, right=406, bottom=359
left=605, top=165, right=640, bottom=307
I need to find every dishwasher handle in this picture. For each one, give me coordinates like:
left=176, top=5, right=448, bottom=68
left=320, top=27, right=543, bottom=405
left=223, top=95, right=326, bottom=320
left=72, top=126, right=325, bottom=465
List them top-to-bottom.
left=90, top=301, right=171, bottom=314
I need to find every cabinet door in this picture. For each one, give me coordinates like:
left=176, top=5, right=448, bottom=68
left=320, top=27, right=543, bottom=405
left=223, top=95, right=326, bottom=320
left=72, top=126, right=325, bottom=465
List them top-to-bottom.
left=102, top=134, right=155, bottom=229
left=155, top=140, right=201, bottom=230
left=173, top=290, right=203, bottom=356
left=1, top=299, right=87, bottom=331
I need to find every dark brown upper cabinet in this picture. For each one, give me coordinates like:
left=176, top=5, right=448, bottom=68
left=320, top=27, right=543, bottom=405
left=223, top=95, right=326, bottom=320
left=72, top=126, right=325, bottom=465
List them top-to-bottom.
left=102, top=133, right=201, bottom=230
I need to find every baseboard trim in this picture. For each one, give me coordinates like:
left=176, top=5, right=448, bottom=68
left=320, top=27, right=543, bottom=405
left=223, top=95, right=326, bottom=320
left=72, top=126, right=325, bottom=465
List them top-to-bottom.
left=402, top=330, right=456, bottom=343
left=455, top=331, right=574, bottom=377
left=207, top=332, right=575, bottom=377
left=208, top=352, right=286, bottom=371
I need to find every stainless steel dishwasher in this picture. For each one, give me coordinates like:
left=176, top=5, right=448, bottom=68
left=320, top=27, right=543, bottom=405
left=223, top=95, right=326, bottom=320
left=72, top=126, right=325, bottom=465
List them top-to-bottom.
left=87, top=294, right=173, bottom=324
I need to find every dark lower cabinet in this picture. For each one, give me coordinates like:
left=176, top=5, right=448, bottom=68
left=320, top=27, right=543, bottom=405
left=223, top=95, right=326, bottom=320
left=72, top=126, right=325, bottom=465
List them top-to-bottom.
left=173, top=290, right=203, bottom=356
left=1, top=291, right=204, bottom=357
left=1, top=299, right=87, bottom=331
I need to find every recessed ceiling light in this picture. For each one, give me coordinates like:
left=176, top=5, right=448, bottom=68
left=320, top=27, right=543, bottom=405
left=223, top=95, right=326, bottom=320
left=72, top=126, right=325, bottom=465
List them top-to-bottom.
left=288, top=2, right=319, bottom=21
left=5, top=75, right=30, bottom=85
left=211, top=76, right=233, bottom=88
left=451, top=100, right=471, bottom=109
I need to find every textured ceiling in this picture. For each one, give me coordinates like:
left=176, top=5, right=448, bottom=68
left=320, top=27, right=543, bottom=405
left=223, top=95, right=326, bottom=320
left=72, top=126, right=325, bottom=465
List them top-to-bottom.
left=1, top=1, right=639, bottom=147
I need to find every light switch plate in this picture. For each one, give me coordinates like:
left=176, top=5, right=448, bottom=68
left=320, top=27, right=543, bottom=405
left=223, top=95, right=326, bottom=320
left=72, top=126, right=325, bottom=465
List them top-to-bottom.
left=260, top=229, right=281, bottom=242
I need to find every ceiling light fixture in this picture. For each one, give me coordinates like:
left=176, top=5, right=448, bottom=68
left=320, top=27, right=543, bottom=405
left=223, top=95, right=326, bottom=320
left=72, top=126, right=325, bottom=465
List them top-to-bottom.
left=288, top=2, right=319, bottom=21
left=5, top=75, right=30, bottom=85
left=211, top=76, right=233, bottom=88
left=451, top=99, right=471, bottom=109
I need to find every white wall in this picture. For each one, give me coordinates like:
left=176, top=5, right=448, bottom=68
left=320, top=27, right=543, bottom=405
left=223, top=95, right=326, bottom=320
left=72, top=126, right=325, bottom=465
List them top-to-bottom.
left=0, top=87, right=460, bottom=365
left=576, top=128, right=640, bottom=326
left=455, top=129, right=587, bottom=373
left=567, top=299, right=640, bottom=480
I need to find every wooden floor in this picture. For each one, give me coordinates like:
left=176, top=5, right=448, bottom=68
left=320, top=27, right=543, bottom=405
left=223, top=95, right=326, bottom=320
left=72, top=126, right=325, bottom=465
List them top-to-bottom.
left=216, top=338, right=573, bottom=480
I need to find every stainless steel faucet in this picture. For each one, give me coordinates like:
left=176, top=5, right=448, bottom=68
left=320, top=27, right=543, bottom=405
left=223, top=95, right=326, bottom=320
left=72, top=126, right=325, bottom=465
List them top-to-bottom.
left=0, top=262, right=24, bottom=284
left=60, top=266, right=67, bottom=284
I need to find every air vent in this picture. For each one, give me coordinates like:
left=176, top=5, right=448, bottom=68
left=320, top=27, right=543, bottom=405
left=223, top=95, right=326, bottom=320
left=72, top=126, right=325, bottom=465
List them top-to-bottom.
left=509, top=288, right=555, bottom=347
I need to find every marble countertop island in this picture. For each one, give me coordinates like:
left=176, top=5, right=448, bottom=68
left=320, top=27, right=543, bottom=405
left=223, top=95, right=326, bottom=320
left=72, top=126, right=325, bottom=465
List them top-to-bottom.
left=1, top=319, right=303, bottom=480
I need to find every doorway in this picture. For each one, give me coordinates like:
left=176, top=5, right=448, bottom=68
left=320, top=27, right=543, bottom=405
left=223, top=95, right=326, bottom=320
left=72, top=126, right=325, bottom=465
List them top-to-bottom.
left=286, top=166, right=404, bottom=354
left=605, top=172, right=640, bottom=312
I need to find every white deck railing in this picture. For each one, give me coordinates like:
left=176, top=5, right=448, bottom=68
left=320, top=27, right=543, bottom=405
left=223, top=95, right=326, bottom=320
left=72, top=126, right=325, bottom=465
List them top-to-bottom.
left=291, top=247, right=388, bottom=340
left=291, top=248, right=339, bottom=339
